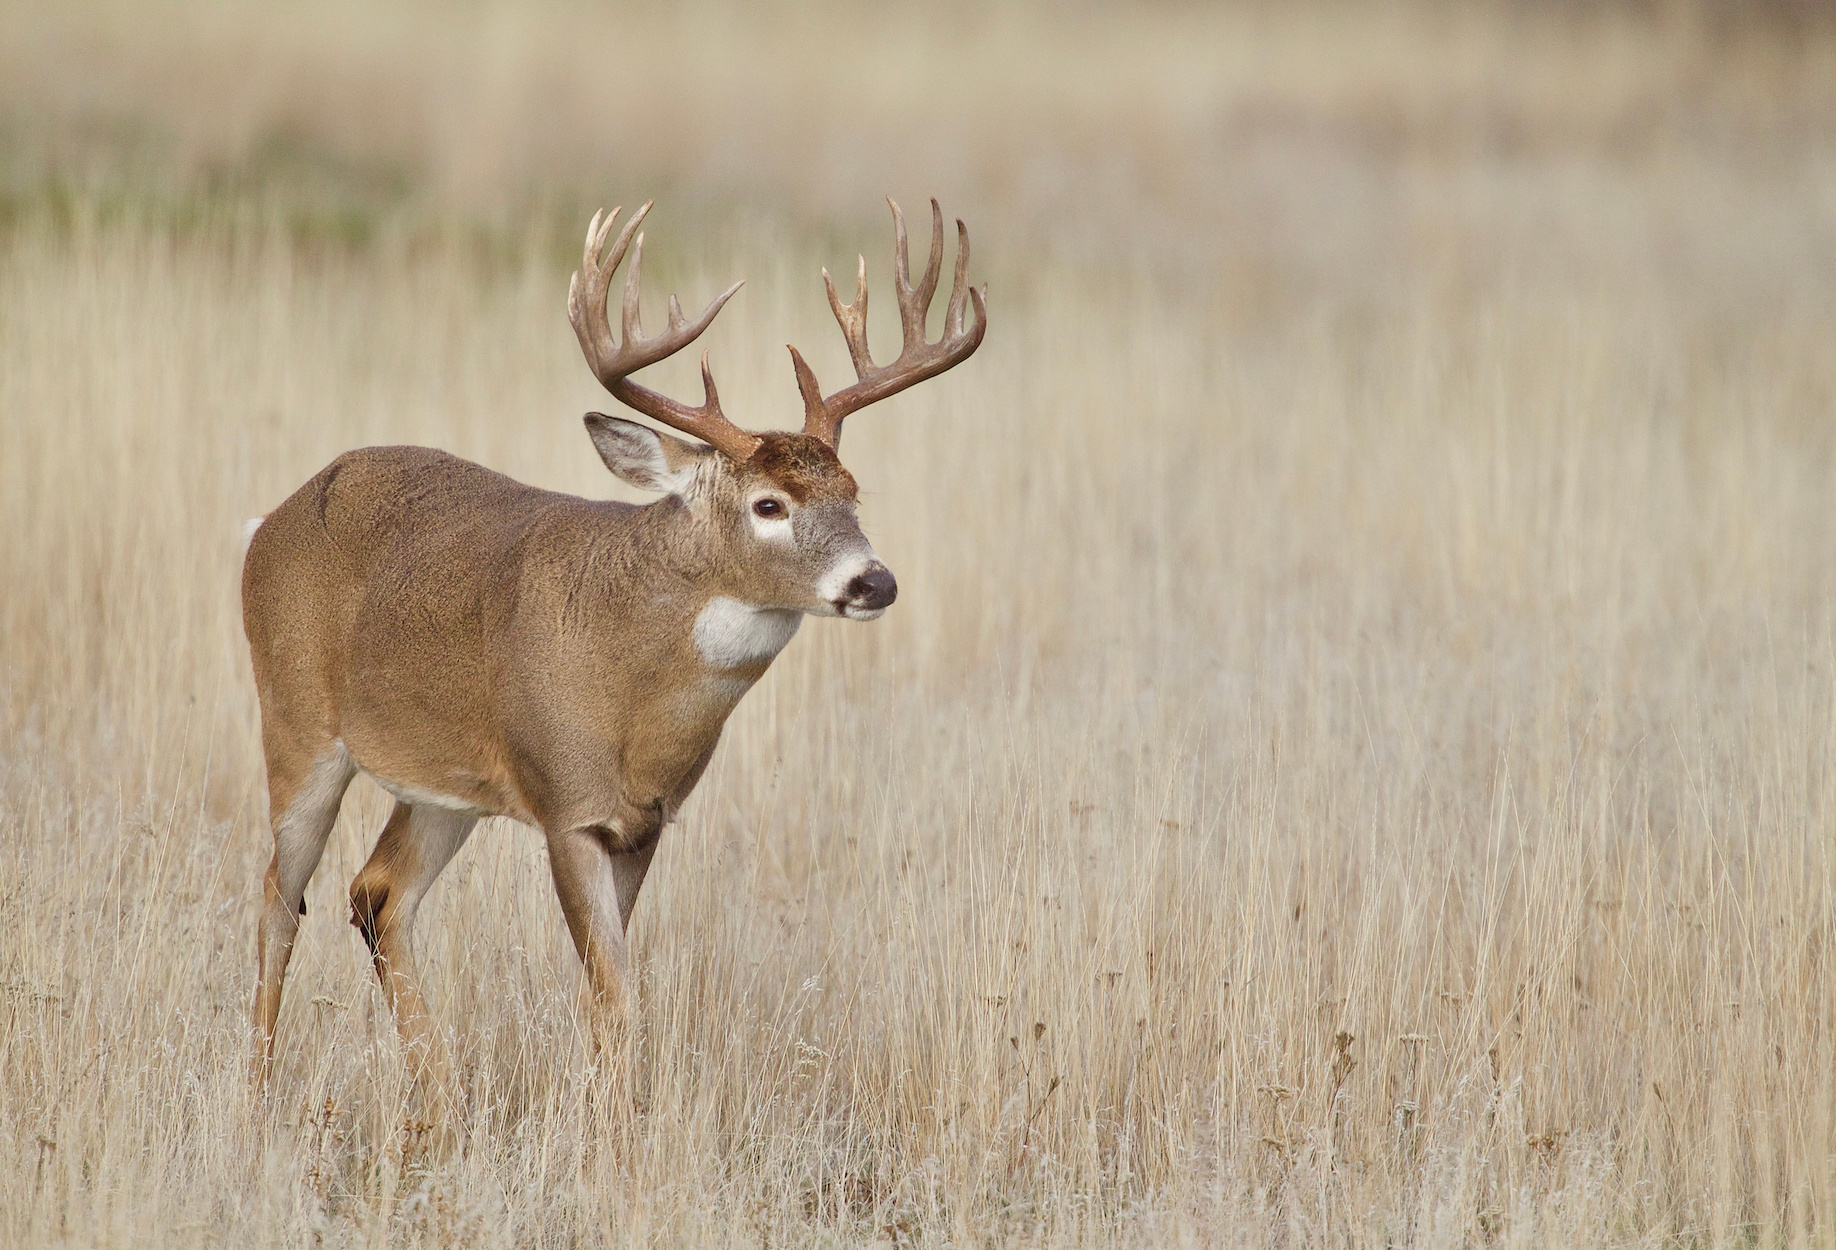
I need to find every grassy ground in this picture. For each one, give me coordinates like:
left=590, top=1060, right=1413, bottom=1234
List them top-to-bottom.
left=3, top=2, right=1836, bottom=1245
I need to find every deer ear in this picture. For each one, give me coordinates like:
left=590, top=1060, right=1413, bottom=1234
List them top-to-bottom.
left=585, top=413, right=709, bottom=494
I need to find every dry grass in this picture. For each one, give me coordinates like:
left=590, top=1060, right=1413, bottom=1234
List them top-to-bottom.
left=4, top=2, right=1836, bottom=1246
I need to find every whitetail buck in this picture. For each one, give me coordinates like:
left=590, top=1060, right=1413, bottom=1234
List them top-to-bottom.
left=243, top=198, right=985, bottom=1094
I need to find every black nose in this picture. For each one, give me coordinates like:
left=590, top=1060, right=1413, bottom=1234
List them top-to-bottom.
left=845, top=565, right=898, bottom=611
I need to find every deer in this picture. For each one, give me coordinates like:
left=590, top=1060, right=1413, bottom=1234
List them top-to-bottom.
left=241, top=198, right=986, bottom=1099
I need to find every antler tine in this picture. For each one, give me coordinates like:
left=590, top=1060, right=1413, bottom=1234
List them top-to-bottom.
left=792, top=197, right=988, bottom=450
left=891, top=198, right=945, bottom=354
left=569, top=203, right=651, bottom=379
left=567, top=204, right=758, bottom=461
left=569, top=206, right=623, bottom=368
left=945, top=218, right=972, bottom=338
left=621, top=231, right=646, bottom=346
left=821, top=255, right=874, bottom=376
left=788, top=345, right=822, bottom=419
left=697, top=351, right=721, bottom=411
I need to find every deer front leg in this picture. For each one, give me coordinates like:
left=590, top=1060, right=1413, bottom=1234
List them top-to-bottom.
left=546, top=807, right=662, bottom=1068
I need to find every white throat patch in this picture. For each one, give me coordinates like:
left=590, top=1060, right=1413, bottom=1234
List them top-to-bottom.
left=692, top=597, right=803, bottom=669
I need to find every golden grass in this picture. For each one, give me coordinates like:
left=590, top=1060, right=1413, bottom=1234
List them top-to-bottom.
left=4, top=1, right=1836, bottom=1245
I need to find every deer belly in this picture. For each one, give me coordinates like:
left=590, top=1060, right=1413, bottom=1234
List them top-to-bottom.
left=344, top=738, right=529, bottom=823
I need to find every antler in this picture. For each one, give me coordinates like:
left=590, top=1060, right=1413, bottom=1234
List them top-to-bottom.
left=789, top=197, right=987, bottom=450
left=567, top=202, right=761, bottom=461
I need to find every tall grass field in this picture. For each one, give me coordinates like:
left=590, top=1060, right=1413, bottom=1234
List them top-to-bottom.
left=2, top=1, right=1835, bottom=1244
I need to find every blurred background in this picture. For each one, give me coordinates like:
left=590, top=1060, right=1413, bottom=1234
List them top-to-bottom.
left=5, top=0, right=1832, bottom=290
left=4, top=2, right=1836, bottom=1246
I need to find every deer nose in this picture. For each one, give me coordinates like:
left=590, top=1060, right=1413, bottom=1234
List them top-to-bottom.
left=844, top=565, right=898, bottom=611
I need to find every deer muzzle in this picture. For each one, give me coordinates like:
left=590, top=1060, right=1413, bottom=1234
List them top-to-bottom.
left=838, top=563, right=897, bottom=618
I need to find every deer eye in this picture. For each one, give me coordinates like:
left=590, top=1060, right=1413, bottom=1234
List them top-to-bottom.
left=752, top=498, right=786, bottom=519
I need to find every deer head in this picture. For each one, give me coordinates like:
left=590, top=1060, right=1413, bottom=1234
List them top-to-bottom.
left=567, top=199, right=986, bottom=620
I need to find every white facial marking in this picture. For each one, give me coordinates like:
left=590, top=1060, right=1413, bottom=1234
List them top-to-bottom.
left=746, top=494, right=795, bottom=544
left=242, top=515, right=266, bottom=553
left=748, top=515, right=794, bottom=543
left=816, top=551, right=883, bottom=613
left=693, top=596, right=803, bottom=668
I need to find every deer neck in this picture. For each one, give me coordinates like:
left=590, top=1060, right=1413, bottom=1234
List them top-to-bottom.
left=621, top=495, right=804, bottom=674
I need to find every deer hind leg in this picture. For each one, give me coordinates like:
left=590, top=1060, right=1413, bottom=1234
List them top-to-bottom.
left=252, top=740, right=356, bottom=1090
left=348, top=800, right=477, bottom=1104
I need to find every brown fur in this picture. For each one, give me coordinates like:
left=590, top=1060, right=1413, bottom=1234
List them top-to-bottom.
left=246, top=197, right=983, bottom=1107
left=747, top=432, right=857, bottom=503
left=244, top=437, right=884, bottom=1096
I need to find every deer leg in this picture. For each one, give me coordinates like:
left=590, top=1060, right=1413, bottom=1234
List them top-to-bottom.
left=252, top=741, right=355, bottom=1090
left=348, top=800, right=477, bottom=1103
left=546, top=810, right=662, bottom=1063
left=611, top=841, right=658, bottom=933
